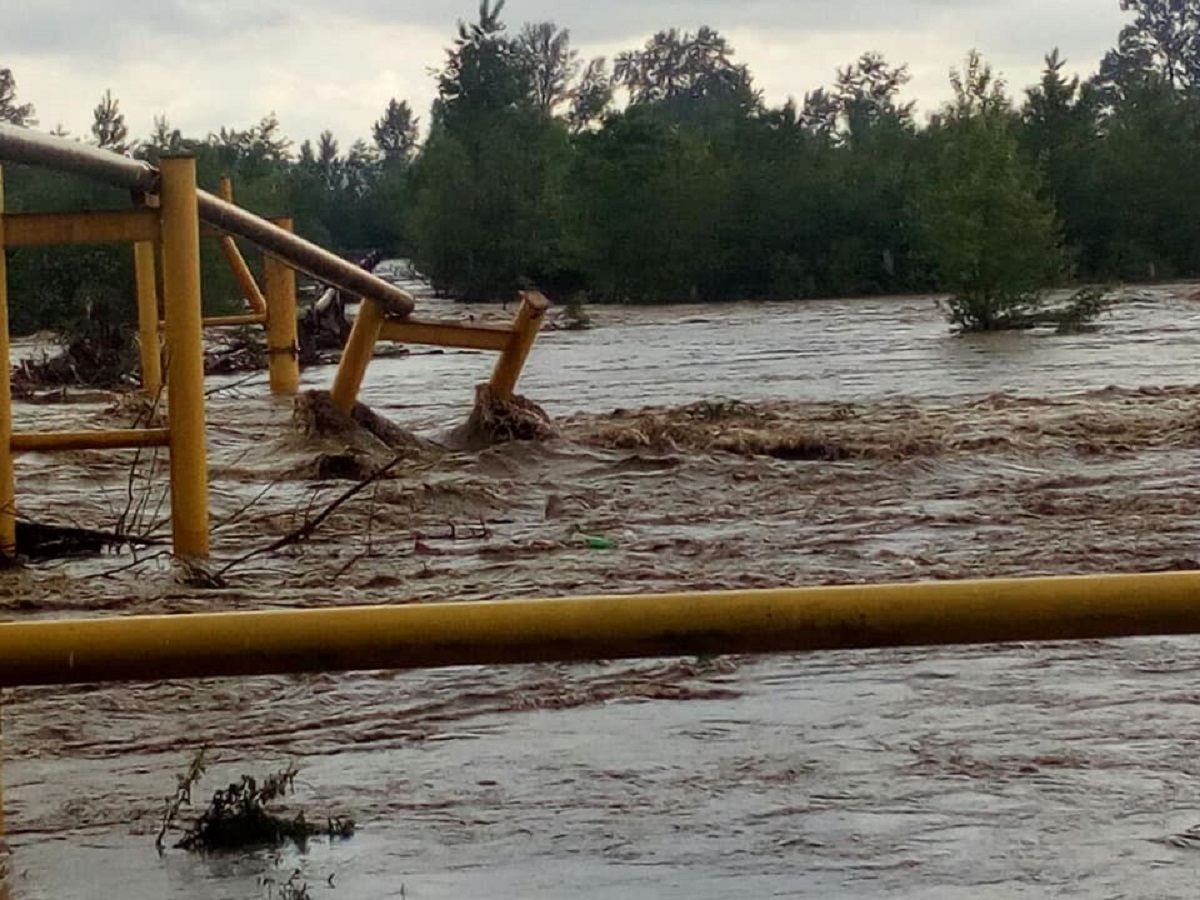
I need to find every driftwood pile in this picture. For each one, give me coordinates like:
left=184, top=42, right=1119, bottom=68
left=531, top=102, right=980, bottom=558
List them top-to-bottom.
left=12, top=252, right=386, bottom=390
left=12, top=315, right=140, bottom=394
left=448, top=384, right=559, bottom=450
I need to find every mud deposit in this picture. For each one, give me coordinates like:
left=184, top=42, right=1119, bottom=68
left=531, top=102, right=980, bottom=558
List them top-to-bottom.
left=5, top=287, right=1200, bottom=898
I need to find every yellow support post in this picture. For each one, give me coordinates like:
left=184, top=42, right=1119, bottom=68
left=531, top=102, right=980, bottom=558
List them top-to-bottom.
left=159, top=155, right=209, bottom=560
left=0, top=164, right=10, bottom=855
left=0, top=166, right=15, bottom=560
left=217, top=177, right=267, bottom=315
left=263, top=218, right=300, bottom=396
left=134, top=241, right=162, bottom=397
left=489, top=291, right=549, bottom=399
left=329, top=298, right=384, bottom=412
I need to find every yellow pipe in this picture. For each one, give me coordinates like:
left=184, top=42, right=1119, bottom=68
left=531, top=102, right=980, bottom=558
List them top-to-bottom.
left=159, top=156, right=209, bottom=560
left=0, top=166, right=7, bottom=840
left=0, top=167, right=14, bottom=559
left=216, top=177, right=268, bottom=316
left=0, top=209, right=159, bottom=247
left=264, top=218, right=300, bottom=395
left=133, top=241, right=163, bottom=397
left=489, top=291, right=549, bottom=399
left=329, top=297, right=385, bottom=412
left=158, top=313, right=268, bottom=329
left=204, top=313, right=268, bottom=327
left=379, top=318, right=515, bottom=352
left=11, top=428, right=170, bottom=453
left=2, top=572, right=1200, bottom=687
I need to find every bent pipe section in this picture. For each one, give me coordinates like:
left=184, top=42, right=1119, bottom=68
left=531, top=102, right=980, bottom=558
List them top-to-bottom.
left=0, top=123, right=158, bottom=194
left=0, top=124, right=415, bottom=317
left=195, top=192, right=413, bottom=316
left=1, top=572, right=1199, bottom=687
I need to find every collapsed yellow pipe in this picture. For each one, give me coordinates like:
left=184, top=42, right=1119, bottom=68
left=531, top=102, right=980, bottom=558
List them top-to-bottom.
left=216, top=177, right=268, bottom=316
left=490, top=291, right=548, bottom=399
left=329, top=298, right=385, bottom=412
left=2, top=572, right=1200, bottom=688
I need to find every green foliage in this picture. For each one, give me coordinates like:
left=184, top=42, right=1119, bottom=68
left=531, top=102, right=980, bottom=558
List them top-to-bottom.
left=4, top=0, right=1200, bottom=335
left=409, top=0, right=572, bottom=299
left=1095, top=0, right=1200, bottom=104
left=516, top=22, right=579, bottom=114
left=614, top=26, right=759, bottom=114
left=920, top=53, right=1069, bottom=332
left=0, top=67, right=36, bottom=126
left=91, top=89, right=129, bottom=153
left=372, top=98, right=420, bottom=164
left=3, top=164, right=135, bottom=335
left=158, top=754, right=355, bottom=853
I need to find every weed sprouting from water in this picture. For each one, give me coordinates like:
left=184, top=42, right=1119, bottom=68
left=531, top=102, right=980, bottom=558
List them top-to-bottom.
left=156, top=747, right=209, bottom=851
left=158, top=751, right=355, bottom=853
left=260, top=868, right=314, bottom=900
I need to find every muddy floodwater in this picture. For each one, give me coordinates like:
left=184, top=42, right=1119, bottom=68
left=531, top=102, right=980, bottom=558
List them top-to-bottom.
left=5, top=285, right=1200, bottom=898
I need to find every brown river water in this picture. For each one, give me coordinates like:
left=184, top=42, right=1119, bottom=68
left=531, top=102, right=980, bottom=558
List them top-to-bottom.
left=3, top=285, right=1200, bottom=898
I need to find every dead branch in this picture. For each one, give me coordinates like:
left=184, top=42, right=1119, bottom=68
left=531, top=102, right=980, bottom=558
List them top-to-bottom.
left=217, top=455, right=404, bottom=576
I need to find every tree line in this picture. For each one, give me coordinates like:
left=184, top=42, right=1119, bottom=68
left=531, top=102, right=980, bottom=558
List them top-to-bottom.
left=0, top=0, right=1198, bottom=334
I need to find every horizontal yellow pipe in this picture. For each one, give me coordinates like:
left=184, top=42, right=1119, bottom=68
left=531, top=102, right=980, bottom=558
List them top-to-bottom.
left=1, top=209, right=159, bottom=247
left=203, top=312, right=267, bottom=328
left=158, top=313, right=266, bottom=329
left=379, top=318, right=514, bottom=352
left=11, top=428, right=170, bottom=453
left=2, top=572, right=1200, bottom=687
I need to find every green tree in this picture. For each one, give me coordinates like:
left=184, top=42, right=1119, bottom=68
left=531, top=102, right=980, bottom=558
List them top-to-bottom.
left=410, top=0, right=571, bottom=299
left=433, top=0, right=529, bottom=131
left=1099, top=0, right=1200, bottom=93
left=516, top=22, right=579, bottom=114
left=614, top=27, right=759, bottom=118
left=1020, top=50, right=1102, bottom=271
left=834, top=52, right=915, bottom=138
left=919, top=52, right=1067, bottom=331
left=567, top=57, right=613, bottom=132
left=0, top=67, right=36, bottom=126
left=1090, top=78, right=1200, bottom=278
left=91, top=89, right=129, bottom=153
left=372, top=98, right=420, bottom=164
left=146, top=114, right=185, bottom=156
left=316, top=130, right=340, bottom=189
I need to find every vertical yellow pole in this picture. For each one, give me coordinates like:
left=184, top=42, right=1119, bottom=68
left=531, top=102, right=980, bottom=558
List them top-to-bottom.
left=159, top=156, right=210, bottom=560
left=0, top=166, right=15, bottom=561
left=0, top=166, right=10, bottom=844
left=217, top=176, right=267, bottom=316
left=263, top=218, right=300, bottom=396
left=133, top=241, right=163, bottom=397
left=489, top=291, right=549, bottom=399
left=329, top=298, right=384, bottom=413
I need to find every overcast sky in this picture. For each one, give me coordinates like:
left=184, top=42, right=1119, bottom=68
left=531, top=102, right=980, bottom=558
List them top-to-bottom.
left=3, top=1, right=1130, bottom=147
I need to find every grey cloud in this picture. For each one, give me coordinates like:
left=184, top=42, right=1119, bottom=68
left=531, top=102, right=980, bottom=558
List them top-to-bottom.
left=7, top=0, right=1127, bottom=57
left=6, top=1, right=282, bottom=54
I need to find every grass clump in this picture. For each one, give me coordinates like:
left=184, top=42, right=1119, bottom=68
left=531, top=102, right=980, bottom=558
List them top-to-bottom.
left=157, top=750, right=355, bottom=853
